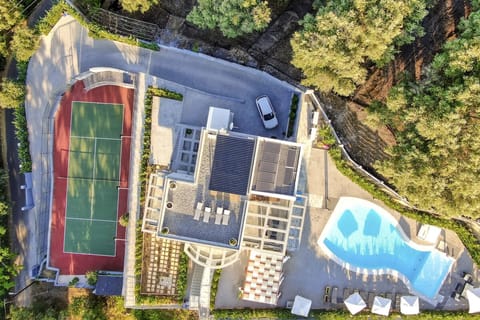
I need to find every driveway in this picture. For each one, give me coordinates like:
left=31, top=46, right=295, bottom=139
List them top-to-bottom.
left=78, top=29, right=296, bottom=138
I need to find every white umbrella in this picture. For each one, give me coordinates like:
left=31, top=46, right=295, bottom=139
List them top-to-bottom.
left=466, top=287, right=480, bottom=313
left=344, top=292, right=366, bottom=315
left=291, top=295, right=312, bottom=317
left=400, top=295, right=420, bottom=315
left=372, top=296, right=392, bottom=316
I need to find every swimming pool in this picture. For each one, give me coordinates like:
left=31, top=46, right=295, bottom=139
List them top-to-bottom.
left=318, top=197, right=454, bottom=301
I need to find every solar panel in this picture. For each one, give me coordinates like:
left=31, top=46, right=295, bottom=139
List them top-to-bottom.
left=209, top=135, right=255, bottom=195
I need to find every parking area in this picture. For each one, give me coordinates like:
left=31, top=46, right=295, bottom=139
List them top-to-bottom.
left=179, top=87, right=293, bottom=138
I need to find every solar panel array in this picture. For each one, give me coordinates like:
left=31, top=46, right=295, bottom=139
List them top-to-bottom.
left=209, top=135, right=255, bottom=195
left=252, top=140, right=300, bottom=196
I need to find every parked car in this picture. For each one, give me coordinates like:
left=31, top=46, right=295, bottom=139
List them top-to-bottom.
left=255, top=95, right=279, bottom=129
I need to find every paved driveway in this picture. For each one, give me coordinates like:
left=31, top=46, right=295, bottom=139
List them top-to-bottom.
left=79, top=31, right=296, bottom=137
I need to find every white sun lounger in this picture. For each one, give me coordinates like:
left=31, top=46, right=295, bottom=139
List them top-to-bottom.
left=194, top=202, right=203, bottom=220
left=203, top=207, right=211, bottom=223
left=222, top=210, right=230, bottom=225
left=215, top=213, right=222, bottom=225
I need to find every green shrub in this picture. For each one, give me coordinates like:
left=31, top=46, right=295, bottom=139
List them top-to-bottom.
left=37, top=2, right=69, bottom=35
left=138, top=41, right=160, bottom=51
left=148, top=87, right=183, bottom=101
left=286, top=94, right=299, bottom=138
left=13, top=106, right=32, bottom=172
left=176, top=252, right=189, bottom=303
left=210, top=269, right=222, bottom=309
left=86, top=271, right=98, bottom=286
left=68, top=277, right=79, bottom=287
left=212, top=309, right=471, bottom=319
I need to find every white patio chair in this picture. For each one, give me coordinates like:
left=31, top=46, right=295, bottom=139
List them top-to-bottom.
left=194, top=202, right=203, bottom=220
left=203, top=207, right=211, bottom=223
left=222, top=209, right=230, bottom=225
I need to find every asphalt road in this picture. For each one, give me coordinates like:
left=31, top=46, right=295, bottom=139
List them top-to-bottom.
left=5, top=86, right=31, bottom=301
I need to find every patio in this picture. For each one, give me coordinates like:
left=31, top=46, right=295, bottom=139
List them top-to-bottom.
left=214, top=148, right=479, bottom=311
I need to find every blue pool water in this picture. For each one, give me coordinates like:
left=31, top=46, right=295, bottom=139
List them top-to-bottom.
left=319, top=198, right=454, bottom=300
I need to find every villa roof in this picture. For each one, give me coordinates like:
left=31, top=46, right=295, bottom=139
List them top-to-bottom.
left=209, top=134, right=255, bottom=195
left=251, top=139, right=301, bottom=197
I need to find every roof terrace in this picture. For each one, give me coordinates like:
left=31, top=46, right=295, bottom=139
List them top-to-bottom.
left=158, top=132, right=248, bottom=248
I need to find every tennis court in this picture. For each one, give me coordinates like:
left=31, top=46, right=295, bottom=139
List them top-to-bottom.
left=64, top=101, right=124, bottom=256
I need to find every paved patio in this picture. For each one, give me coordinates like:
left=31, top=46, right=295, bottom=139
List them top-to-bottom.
left=215, top=147, right=479, bottom=311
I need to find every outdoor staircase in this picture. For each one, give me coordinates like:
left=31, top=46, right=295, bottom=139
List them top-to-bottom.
left=188, top=264, right=213, bottom=320
left=189, top=264, right=204, bottom=310
left=198, top=268, right=213, bottom=319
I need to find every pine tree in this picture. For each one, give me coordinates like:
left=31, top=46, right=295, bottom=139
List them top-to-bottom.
left=187, top=0, right=271, bottom=38
left=292, top=0, right=427, bottom=96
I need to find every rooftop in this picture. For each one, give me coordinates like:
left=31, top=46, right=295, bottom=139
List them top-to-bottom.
left=159, top=132, right=247, bottom=247
left=209, top=134, right=255, bottom=196
left=251, top=139, right=301, bottom=198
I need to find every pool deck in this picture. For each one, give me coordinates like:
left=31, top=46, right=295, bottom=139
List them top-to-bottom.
left=215, top=147, right=478, bottom=311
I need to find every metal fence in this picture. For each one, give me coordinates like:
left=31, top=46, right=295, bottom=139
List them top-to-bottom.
left=305, top=91, right=413, bottom=209
left=37, top=94, right=62, bottom=267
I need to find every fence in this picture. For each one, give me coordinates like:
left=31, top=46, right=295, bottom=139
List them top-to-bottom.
left=70, top=0, right=160, bottom=42
left=305, top=91, right=413, bottom=208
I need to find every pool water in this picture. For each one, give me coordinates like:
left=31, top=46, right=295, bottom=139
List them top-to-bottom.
left=319, top=197, right=454, bottom=300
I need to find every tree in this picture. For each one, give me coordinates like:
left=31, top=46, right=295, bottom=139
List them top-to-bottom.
left=0, top=0, right=22, bottom=33
left=120, top=0, right=159, bottom=13
left=187, top=0, right=271, bottom=38
left=291, top=0, right=427, bottom=96
left=372, top=10, right=480, bottom=218
left=10, top=26, right=39, bottom=62
left=0, top=35, right=8, bottom=57
left=0, top=79, right=25, bottom=108
left=0, top=201, right=8, bottom=216
left=0, top=247, right=20, bottom=296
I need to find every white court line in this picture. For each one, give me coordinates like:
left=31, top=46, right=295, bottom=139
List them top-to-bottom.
left=63, top=99, right=75, bottom=253
left=72, top=100, right=124, bottom=106
left=70, top=135, right=121, bottom=141
left=91, top=138, right=97, bottom=219
left=66, top=216, right=118, bottom=223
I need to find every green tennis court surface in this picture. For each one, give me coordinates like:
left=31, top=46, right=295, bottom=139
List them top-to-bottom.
left=64, top=102, right=124, bottom=256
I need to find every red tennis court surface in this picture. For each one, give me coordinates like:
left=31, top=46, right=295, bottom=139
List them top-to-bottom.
left=49, top=80, right=134, bottom=275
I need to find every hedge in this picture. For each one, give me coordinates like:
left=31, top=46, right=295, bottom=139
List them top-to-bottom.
left=36, top=1, right=159, bottom=50
left=135, top=87, right=185, bottom=306
left=286, top=94, right=299, bottom=138
left=13, top=101, right=32, bottom=173
left=176, top=251, right=189, bottom=303
left=210, top=269, right=222, bottom=309
left=212, top=309, right=471, bottom=319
